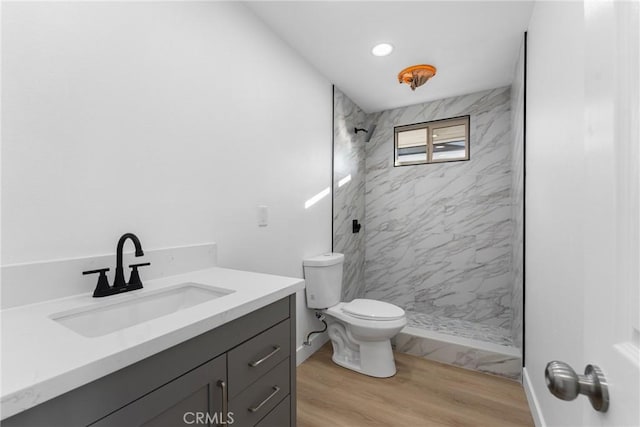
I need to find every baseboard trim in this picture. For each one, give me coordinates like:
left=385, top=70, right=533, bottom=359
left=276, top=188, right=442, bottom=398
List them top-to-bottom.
left=296, top=333, right=329, bottom=366
left=523, top=367, right=547, bottom=427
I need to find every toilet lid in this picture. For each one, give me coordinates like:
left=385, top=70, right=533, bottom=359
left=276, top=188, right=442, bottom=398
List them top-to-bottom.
left=342, top=299, right=405, bottom=321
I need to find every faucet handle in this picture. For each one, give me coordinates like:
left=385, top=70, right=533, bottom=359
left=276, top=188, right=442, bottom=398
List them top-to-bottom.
left=127, top=262, right=150, bottom=290
left=129, top=262, right=151, bottom=268
left=83, top=267, right=110, bottom=275
left=83, top=268, right=112, bottom=297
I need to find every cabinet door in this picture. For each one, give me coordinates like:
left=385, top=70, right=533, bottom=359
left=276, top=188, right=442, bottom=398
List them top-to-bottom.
left=90, top=355, right=227, bottom=427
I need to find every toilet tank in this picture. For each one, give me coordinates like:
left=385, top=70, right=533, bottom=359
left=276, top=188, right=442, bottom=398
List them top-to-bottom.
left=303, top=253, right=344, bottom=309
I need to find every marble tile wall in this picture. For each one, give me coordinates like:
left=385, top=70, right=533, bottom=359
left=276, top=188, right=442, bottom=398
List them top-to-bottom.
left=510, top=39, right=525, bottom=350
left=332, top=87, right=370, bottom=301
left=363, top=87, right=514, bottom=329
left=394, top=331, right=522, bottom=380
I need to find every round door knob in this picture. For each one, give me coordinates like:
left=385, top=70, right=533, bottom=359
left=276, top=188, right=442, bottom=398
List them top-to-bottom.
left=545, top=361, right=609, bottom=412
left=545, top=361, right=581, bottom=400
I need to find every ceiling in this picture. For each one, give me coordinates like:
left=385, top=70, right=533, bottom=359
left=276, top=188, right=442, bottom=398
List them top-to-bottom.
left=246, top=1, right=534, bottom=113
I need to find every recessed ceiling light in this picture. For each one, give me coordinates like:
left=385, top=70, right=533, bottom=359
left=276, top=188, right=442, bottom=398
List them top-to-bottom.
left=371, top=43, right=393, bottom=57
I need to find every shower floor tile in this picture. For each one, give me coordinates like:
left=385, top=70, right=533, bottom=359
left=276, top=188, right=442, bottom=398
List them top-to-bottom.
left=404, top=310, right=514, bottom=347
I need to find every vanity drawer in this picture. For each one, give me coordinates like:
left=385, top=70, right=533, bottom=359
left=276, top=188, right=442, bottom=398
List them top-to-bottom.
left=227, top=319, right=290, bottom=398
left=229, top=358, right=290, bottom=427
left=255, top=395, right=290, bottom=427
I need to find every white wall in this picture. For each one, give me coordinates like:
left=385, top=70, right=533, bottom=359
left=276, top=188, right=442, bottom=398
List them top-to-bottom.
left=525, top=1, right=585, bottom=425
left=1, top=2, right=332, bottom=353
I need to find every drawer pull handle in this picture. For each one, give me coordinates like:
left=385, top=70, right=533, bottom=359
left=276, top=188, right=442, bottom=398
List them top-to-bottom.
left=248, top=346, right=281, bottom=367
left=217, top=380, right=228, bottom=426
left=248, top=386, right=281, bottom=413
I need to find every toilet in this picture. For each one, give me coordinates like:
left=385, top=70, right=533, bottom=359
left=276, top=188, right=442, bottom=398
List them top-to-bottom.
left=303, top=253, right=407, bottom=378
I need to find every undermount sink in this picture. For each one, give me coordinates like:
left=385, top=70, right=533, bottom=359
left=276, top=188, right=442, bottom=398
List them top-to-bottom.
left=51, top=283, right=234, bottom=338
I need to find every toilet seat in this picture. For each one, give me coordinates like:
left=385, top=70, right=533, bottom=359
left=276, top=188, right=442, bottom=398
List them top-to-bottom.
left=341, top=299, right=405, bottom=321
left=325, top=303, right=407, bottom=331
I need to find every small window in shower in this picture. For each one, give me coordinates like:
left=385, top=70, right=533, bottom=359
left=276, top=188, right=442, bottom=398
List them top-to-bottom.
left=394, top=115, right=470, bottom=166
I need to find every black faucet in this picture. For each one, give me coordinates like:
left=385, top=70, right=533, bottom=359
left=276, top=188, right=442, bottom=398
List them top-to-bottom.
left=83, top=233, right=150, bottom=297
left=113, top=233, right=145, bottom=289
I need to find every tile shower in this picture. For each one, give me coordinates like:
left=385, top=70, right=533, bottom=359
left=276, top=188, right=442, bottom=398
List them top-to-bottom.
left=332, top=42, right=524, bottom=380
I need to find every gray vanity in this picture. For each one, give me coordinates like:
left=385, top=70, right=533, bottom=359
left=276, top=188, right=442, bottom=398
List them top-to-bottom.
left=2, top=264, right=303, bottom=427
left=4, top=296, right=295, bottom=427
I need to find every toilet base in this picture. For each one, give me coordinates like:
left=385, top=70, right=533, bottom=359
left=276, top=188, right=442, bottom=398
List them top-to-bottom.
left=327, top=322, right=398, bottom=378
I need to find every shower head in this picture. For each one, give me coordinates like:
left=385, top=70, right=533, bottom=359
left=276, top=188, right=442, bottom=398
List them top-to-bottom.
left=354, top=127, right=368, bottom=134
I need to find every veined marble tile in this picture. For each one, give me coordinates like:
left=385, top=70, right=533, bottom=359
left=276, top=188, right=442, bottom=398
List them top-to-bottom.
left=509, top=39, right=525, bottom=351
left=333, top=86, right=522, bottom=353
left=364, top=87, right=517, bottom=330
left=333, top=88, right=368, bottom=302
left=472, top=112, right=511, bottom=150
left=466, top=143, right=511, bottom=176
left=473, top=173, right=513, bottom=205
left=413, top=174, right=477, bottom=202
left=406, top=202, right=447, bottom=237
left=444, top=202, right=511, bottom=235
left=443, top=203, right=512, bottom=236
left=412, top=232, right=475, bottom=258
left=475, top=234, right=512, bottom=264
left=365, top=237, right=415, bottom=278
left=411, top=258, right=512, bottom=328
left=368, top=280, right=417, bottom=309
left=412, top=287, right=511, bottom=328
left=404, top=310, right=513, bottom=346
left=394, top=330, right=521, bottom=380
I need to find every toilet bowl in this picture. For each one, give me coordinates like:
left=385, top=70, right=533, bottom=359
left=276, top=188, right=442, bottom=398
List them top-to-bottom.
left=302, top=253, right=407, bottom=378
left=324, top=299, right=406, bottom=377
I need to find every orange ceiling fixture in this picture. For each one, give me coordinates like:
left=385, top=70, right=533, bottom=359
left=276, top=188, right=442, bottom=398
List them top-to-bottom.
left=398, top=64, right=437, bottom=91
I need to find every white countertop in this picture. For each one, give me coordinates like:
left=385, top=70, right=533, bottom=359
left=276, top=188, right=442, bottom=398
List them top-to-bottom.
left=0, top=267, right=304, bottom=420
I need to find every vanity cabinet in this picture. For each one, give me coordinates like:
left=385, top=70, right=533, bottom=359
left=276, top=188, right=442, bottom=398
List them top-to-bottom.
left=3, top=296, right=296, bottom=427
left=91, top=354, right=227, bottom=427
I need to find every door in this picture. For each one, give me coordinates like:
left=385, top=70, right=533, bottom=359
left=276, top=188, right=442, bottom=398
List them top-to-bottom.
left=582, top=0, right=640, bottom=425
left=90, top=354, right=227, bottom=427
